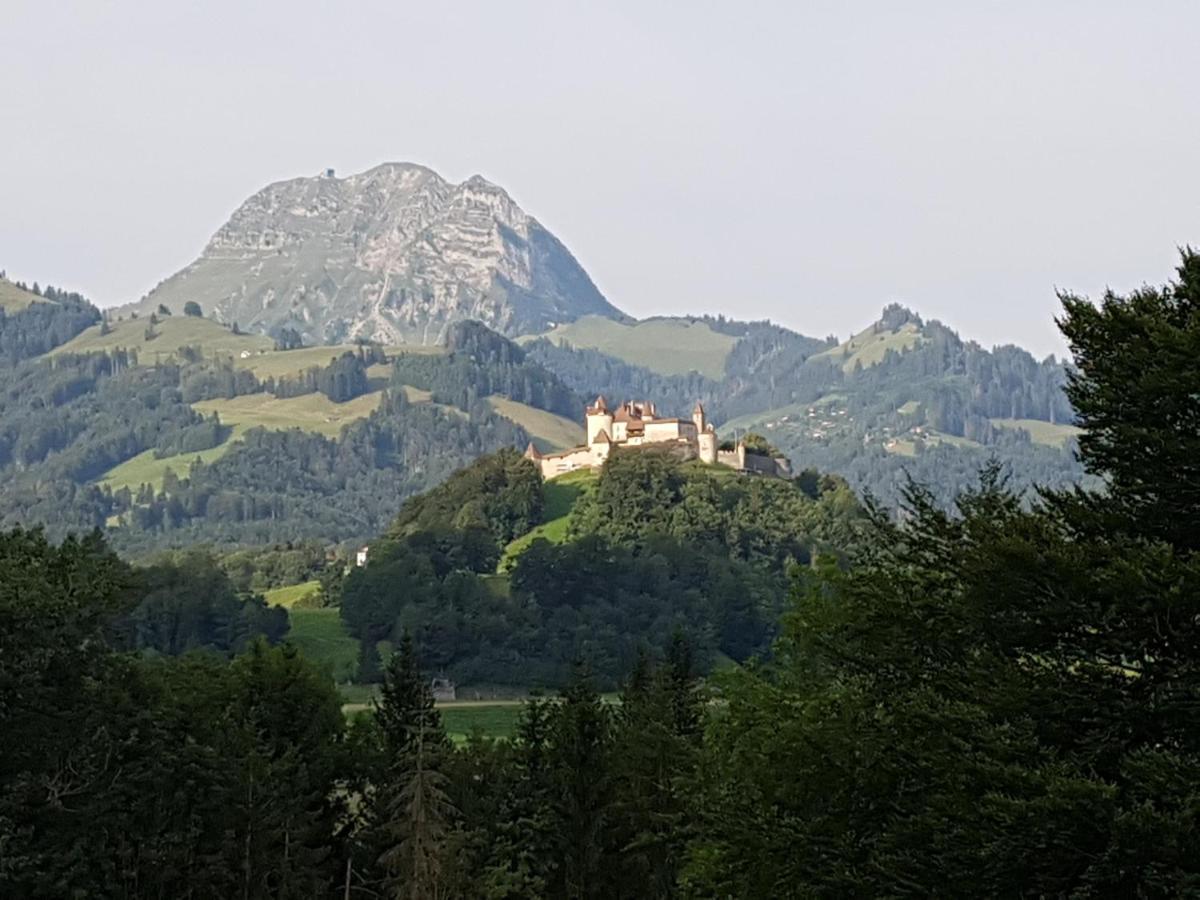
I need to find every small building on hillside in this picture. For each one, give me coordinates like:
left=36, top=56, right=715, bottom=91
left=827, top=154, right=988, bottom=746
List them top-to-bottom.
left=525, top=397, right=791, bottom=480
left=355, top=545, right=369, bottom=567
left=431, top=676, right=457, bottom=702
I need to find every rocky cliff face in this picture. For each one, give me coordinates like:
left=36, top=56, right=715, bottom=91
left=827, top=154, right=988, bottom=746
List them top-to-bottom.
left=134, top=163, right=625, bottom=344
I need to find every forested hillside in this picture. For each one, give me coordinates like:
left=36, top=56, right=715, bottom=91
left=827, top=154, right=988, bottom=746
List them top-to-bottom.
left=4, top=251, right=1199, bottom=897
left=0, top=275, right=100, bottom=363
left=528, top=303, right=1087, bottom=505
left=0, top=314, right=584, bottom=554
left=337, top=448, right=861, bottom=687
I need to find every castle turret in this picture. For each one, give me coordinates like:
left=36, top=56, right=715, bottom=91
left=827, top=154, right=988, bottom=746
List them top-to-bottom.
left=586, top=395, right=614, bottom=445
left=692, top=401, right=707, bottom=434
left=698, top=424, right=718, bottom=464
left=592, top=428, right=613, bottom=464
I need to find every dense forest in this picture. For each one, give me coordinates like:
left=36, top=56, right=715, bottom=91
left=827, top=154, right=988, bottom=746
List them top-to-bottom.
left=3, top=251, right=1200, bottom=896
left=0, top=277, right=100, bottom=363
left=392, top=320, right=580, bottom=417
left=337, top=449, right=860, bottom=687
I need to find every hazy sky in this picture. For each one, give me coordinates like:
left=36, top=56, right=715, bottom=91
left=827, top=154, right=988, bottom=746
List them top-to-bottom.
left=3, top=1, right=1198, bottom=357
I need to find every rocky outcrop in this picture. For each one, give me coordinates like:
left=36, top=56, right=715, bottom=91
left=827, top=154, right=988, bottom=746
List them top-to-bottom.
left=132, top=163, right=625, bottom=344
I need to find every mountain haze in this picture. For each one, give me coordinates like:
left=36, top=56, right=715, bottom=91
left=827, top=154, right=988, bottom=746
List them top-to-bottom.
left=131, top=163, right=625, bottom=344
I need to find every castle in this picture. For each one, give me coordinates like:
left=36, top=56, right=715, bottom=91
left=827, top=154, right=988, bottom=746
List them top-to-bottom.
left=524, top=396, right=792, bottom=480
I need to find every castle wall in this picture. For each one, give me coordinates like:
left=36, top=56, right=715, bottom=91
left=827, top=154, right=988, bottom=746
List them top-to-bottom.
left=644, top=420, right=696, bottom=443
left=536, top=446, right=593, bottom=478
left=717, top=449, right=743, bottom=470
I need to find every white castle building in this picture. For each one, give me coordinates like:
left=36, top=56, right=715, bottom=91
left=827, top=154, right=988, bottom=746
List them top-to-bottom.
left=524, top=396, right=792, bottom=480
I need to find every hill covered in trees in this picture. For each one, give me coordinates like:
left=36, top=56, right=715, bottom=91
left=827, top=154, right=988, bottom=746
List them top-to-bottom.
left=4, top=250, right=1199, bottom=897
left=1, top=260, right=1088, bottom=553
left=337, top=447, right=861, bottom=688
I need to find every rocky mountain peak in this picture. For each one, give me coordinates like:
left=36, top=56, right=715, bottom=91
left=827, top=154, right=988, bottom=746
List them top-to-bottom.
left=133, top=163, right=624, bottom=345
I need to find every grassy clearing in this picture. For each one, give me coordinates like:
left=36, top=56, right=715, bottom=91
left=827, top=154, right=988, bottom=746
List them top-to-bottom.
left=0, top=278, right=46, bottom=311
left=521, top=315, right=737, bottom=379
left=52, top=316, right=271, bottom=360
left=813, top=322, right=923, bottom=373
left=231, top=344, right=362, bottom=378
left=400, top=384, right=433, bottom=403
left=193, top=391, right=383, bottom=438
left=99, top=392, right=383, bottom=488
left=486, top=396, right=584, bottom=451
left=897, top=400, right=922, bottom=415
left=991, top=418, right=1083, bottom=448
left=98, top=424, right=251, bottom=492
left=884, top=430, right=983, bottom=456
left=499, top=468, right=596, bottom=571
left=263, top=580, right=321, bottom=608
left=285, top=608, right=359, bottom=683
left=440, top=704, right=523, bottom=743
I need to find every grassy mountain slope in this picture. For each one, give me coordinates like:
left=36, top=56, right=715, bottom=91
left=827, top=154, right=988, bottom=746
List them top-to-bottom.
left=0, top=278, right=46, bottom=311
left=521, top=315, right=738, bottom=378
left=54, top=316, right=271, bottom=359
left=811, top=321, right=924, bottom=372
left=193, top=391, right=385, bottom=437
left=486, top=396, right=584, bottom=451
left=991, top=418, right=1083, bottom=447
left=498, top=467, right=596, bottom=570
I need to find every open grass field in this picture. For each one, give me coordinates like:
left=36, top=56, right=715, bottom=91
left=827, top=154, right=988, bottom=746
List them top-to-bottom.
left=0, top=278, right=45, bottom=311
left=521, top=315, right=737, bottom=379
left=52, top=316, right=272, bottom=360
left=813, top=322, right=924, bottom=373
left=230, top=344, right=363, bottom=378
left=400, top=384, right=433, bottom=403
left=193, top=390, right=383, bottom=438
left=487, top=396, right=584, bottom=451
left=991, top=418, right=1083, bottom=448
left=98, top=424, right=252, bottom=492
left=885, top=429, right=983, bottom=456
left=499, top=468, right=596, bottom=570
left=263, top=580, right=321, bottom=608
left=285, top=607, right=359, bottom=683
left=440, top=703, right=523, bottom=743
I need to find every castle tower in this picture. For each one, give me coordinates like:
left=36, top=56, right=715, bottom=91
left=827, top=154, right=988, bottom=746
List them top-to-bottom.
left=586, top=395, right=614, bottom=445
left=692, top=401, right=707, bottom=434
left=698, top=425, right=718, bottom=464
left=592, top=428, right=613, bottom=464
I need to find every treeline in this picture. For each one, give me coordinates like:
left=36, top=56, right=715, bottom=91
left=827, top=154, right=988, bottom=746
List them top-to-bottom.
left=0, top=279, right=100, bottom=363
left=393, top=320, right=580, bottom=417
left=0, top=352, right=223, bottom=478
left=338, top=448, right=859, bottom=687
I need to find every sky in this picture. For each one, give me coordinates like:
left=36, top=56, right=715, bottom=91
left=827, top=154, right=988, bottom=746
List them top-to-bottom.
left=2, top=1, right=1198, bottom=358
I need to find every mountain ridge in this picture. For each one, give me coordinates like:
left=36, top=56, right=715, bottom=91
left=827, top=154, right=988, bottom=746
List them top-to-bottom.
left=126, top=162, right=625, bottom=345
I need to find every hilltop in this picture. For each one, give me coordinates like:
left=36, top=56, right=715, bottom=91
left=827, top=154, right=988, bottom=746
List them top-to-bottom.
left=125, top=162, right=626, bottom=345
left=0, top=277, right=46, bottom=312
left=338, top=446, right=861, bottom=687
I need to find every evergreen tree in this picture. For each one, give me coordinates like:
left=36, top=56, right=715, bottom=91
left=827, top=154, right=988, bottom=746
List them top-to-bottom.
left=545, top=665, right=614, bottom=899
